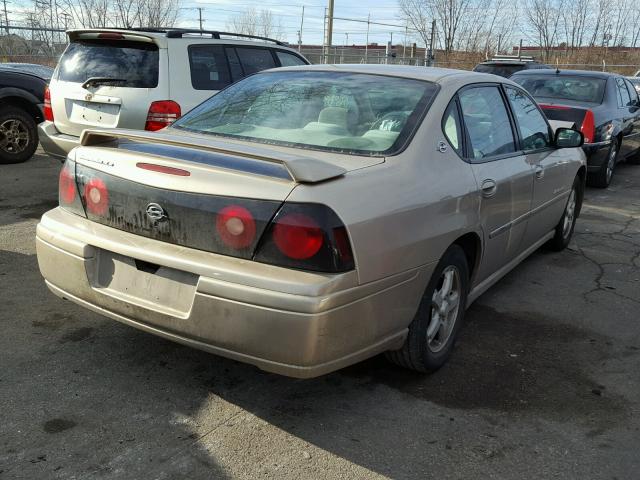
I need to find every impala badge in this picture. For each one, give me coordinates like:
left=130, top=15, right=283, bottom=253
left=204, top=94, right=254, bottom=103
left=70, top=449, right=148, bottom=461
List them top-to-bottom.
left=146, top=203, right=167, bottom=223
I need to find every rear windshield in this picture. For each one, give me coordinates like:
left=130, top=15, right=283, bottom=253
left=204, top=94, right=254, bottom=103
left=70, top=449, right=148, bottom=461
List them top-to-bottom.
left=58, top=40, right=159, bottom=88
left=473, top=64, right=525, bottom=77
left=172, top=71, right=438, bottom=156
left=512, top=75, right=607, bottom=103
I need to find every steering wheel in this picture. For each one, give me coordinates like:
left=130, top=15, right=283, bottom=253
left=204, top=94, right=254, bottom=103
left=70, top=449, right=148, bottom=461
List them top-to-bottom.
left=372, top=112, right=409, bottom=132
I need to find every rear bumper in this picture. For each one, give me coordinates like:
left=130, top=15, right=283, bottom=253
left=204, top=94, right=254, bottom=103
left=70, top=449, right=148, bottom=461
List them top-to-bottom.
left=38, top=121, right=80, bottom=159
left=583, top=141, right=612, bottom=172
left=36, top=208, right=431, bottom=378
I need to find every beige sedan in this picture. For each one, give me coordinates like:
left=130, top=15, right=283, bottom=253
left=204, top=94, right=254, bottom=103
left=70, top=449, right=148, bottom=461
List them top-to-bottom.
left=36, top=65, right=586, bottom=378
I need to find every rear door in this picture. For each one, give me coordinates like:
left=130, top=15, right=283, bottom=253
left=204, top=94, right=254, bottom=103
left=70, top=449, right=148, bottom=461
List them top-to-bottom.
left=50, top=33, right=168, bottom=136
left=456, top=84, right=534, bottom=282
left=504, top=85, right=570, bottom=246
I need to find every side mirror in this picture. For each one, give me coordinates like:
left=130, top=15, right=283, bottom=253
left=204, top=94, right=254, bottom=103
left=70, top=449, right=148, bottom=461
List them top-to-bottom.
left=554, top=127, right=584, bottom=148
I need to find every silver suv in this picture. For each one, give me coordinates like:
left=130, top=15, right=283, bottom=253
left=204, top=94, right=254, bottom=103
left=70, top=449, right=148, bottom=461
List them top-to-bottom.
left=38, top=28, right=309, bottom=159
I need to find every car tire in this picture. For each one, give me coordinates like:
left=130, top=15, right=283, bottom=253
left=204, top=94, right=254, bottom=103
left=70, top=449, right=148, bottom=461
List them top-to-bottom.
left=0, top=107, right=38, bottom=164
left=587, top=139, right=619, bottom=188
left=547, top=175, right=582, bottom=251
left=386, top=245, right=469, bottom=373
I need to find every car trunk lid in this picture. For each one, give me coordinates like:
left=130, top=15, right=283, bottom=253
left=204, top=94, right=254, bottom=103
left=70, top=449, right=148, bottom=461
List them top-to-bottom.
left=70, top=128, right=357, bottom=258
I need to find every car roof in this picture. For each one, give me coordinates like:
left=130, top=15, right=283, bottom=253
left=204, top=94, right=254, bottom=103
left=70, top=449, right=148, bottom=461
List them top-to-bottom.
left=66, top=28, right=298, bottom=51
left=0, top=62, right=53, bottom=80
left=263, top=64, right=506, bottom=84
left=511, top=68, right=615, bottom=79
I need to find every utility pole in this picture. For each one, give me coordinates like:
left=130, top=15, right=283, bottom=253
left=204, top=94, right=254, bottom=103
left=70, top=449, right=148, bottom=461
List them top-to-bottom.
left=2, top=0, right=10, bottom=35
left=323, top=0, right=334, bottom=64
left=298, top=5, right=304, bottom=52
left=197, top=7, right=204, bottom=31
left=365, top=13, right=370, bottom=63
left=426, top=19, right=436, bottom=66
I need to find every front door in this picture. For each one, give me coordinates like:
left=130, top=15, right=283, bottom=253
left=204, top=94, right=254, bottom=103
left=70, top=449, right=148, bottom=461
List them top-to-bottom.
left=457, top=85, right=534, bottom=283
left=504, top=86, right=571, bottom=246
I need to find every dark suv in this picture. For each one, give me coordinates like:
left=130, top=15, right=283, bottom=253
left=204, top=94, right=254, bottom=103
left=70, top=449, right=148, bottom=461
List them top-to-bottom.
left=473, top=55, right=550, bottom=78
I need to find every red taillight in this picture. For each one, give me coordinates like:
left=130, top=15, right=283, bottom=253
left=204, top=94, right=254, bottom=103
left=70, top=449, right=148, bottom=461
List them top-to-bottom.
left=98, top=32, right=125, bottom=39
left=44, top=86, right=54, bottom=122
left=145, top=100, right=181, bottom=131
left=581, top=110, right=596, bottom=144
left=136, top=162, right=191, bottom=176
left=59, top=163, right=76, bottom=204
left=84, top=178, right=109, bottom=215
left=216, top=205, right=256, bottom=249
left=273, top=213, right=324, bottom=260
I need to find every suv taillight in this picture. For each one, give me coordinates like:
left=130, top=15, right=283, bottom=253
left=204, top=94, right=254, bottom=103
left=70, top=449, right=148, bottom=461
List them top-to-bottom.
left=44, top=86, right=54, bottom=122
left=145, top=100, right=181, bottom=131
left=254, top=203, right=354, bottom=273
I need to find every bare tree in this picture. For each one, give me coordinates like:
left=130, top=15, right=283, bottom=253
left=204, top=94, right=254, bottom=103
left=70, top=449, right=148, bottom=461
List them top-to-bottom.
left=57, top=0, right=180, bottom=29
left=525, top=0, right=564, bottom=60
left=226, top=8, right=284, bottom=40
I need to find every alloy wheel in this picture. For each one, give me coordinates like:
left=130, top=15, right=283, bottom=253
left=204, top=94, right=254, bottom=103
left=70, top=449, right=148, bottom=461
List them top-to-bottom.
left=0, top=118, right=30, bottom=154
left=562, top=187, right=577, bottom=239
left=427, top=265, right=461, bottom=353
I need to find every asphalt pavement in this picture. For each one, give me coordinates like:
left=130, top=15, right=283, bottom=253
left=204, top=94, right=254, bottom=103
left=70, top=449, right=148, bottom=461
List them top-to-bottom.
left=1, top=151, right=639, bottom=479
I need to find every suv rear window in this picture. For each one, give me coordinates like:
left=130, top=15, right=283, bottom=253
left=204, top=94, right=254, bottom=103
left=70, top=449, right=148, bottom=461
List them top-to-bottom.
left=58, top=40, right=159, bottom=88
left=473, top=64, right=526, bottom=77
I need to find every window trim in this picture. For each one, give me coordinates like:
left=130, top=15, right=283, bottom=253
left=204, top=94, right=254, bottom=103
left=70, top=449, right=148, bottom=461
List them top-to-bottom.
left=187, top=43, right=233, bottom=91
left=455, top=82, right=521, bottom=164
left=503, top=84, right=555, bottom=155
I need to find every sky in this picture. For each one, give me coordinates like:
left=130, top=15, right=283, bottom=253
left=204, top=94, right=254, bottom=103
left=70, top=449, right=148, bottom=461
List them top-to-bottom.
left=5, top=0, right=419, bottom=47
left=173, top=0, right=414, bottom=47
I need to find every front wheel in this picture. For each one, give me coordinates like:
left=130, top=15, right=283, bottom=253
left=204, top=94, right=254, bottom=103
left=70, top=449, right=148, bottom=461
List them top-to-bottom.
left=548, top=175, right=582, bottom=251
left=386, top=245, right=469, bottom=372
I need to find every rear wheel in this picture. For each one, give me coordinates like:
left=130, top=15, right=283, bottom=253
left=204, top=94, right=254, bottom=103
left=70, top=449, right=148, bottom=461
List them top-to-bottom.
left=0, top=107, right=38, bottom=164
left=588, top=140, right=618, bottom=188
left=548, top=175, right=581, bottom=251
left=386, top=245, right=469, bottom=372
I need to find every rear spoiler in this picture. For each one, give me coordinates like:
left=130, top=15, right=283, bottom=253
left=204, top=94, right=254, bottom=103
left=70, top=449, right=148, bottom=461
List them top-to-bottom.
left=79, top=129, right=347, bottom=184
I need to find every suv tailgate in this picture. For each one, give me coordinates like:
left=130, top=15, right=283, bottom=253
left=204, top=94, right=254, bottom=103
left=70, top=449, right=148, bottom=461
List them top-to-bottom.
left=50, top=32, right=168, bottom=136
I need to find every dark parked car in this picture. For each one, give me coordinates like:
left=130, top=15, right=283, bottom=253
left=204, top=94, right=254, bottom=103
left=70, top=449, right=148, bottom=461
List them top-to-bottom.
left=473, top=55, right=550, bottom=78
left=0, top=63, right=53, bottom=164
left=512, top=69, right=640, bottom=187
left=627, top=76, right=640, bottom=95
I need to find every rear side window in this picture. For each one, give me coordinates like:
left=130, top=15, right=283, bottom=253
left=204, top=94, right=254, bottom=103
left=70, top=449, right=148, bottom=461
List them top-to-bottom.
left=58, top=40, right=158, bottom=88
left=189, top=45, right=231, bottom=90
left=235, top=48, right=276, bottom=75
left=276, top=51, right=306, bottom=67
left=616, top=77, right=632, bottom=107
left=625, top=79, right=639, bottom=103
left=458, top=86, right=516, bottom=160
left=442, top=101, right=462, bottom=155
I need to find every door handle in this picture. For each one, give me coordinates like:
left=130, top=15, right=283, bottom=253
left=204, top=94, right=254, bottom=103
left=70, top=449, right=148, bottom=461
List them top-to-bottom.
left=535, top=165, right=545, bottom=179
left=481, top=179, right=497, bottom=198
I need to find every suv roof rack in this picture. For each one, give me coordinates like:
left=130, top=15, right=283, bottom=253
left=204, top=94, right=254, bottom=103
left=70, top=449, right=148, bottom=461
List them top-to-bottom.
left=127, top=27, right=287, bottom=46
left=490, top=54, right=536, bottom=62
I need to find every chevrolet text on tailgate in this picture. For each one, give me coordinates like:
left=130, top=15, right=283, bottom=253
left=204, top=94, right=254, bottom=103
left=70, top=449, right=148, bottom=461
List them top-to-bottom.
left=37, top=65, right=586, bottom=377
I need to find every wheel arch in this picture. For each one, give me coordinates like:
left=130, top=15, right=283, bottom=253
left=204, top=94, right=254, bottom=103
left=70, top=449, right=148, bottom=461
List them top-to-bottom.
left=0, top=90, right=44, bottom=124
left=451, top=231, right=482, bottom=285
